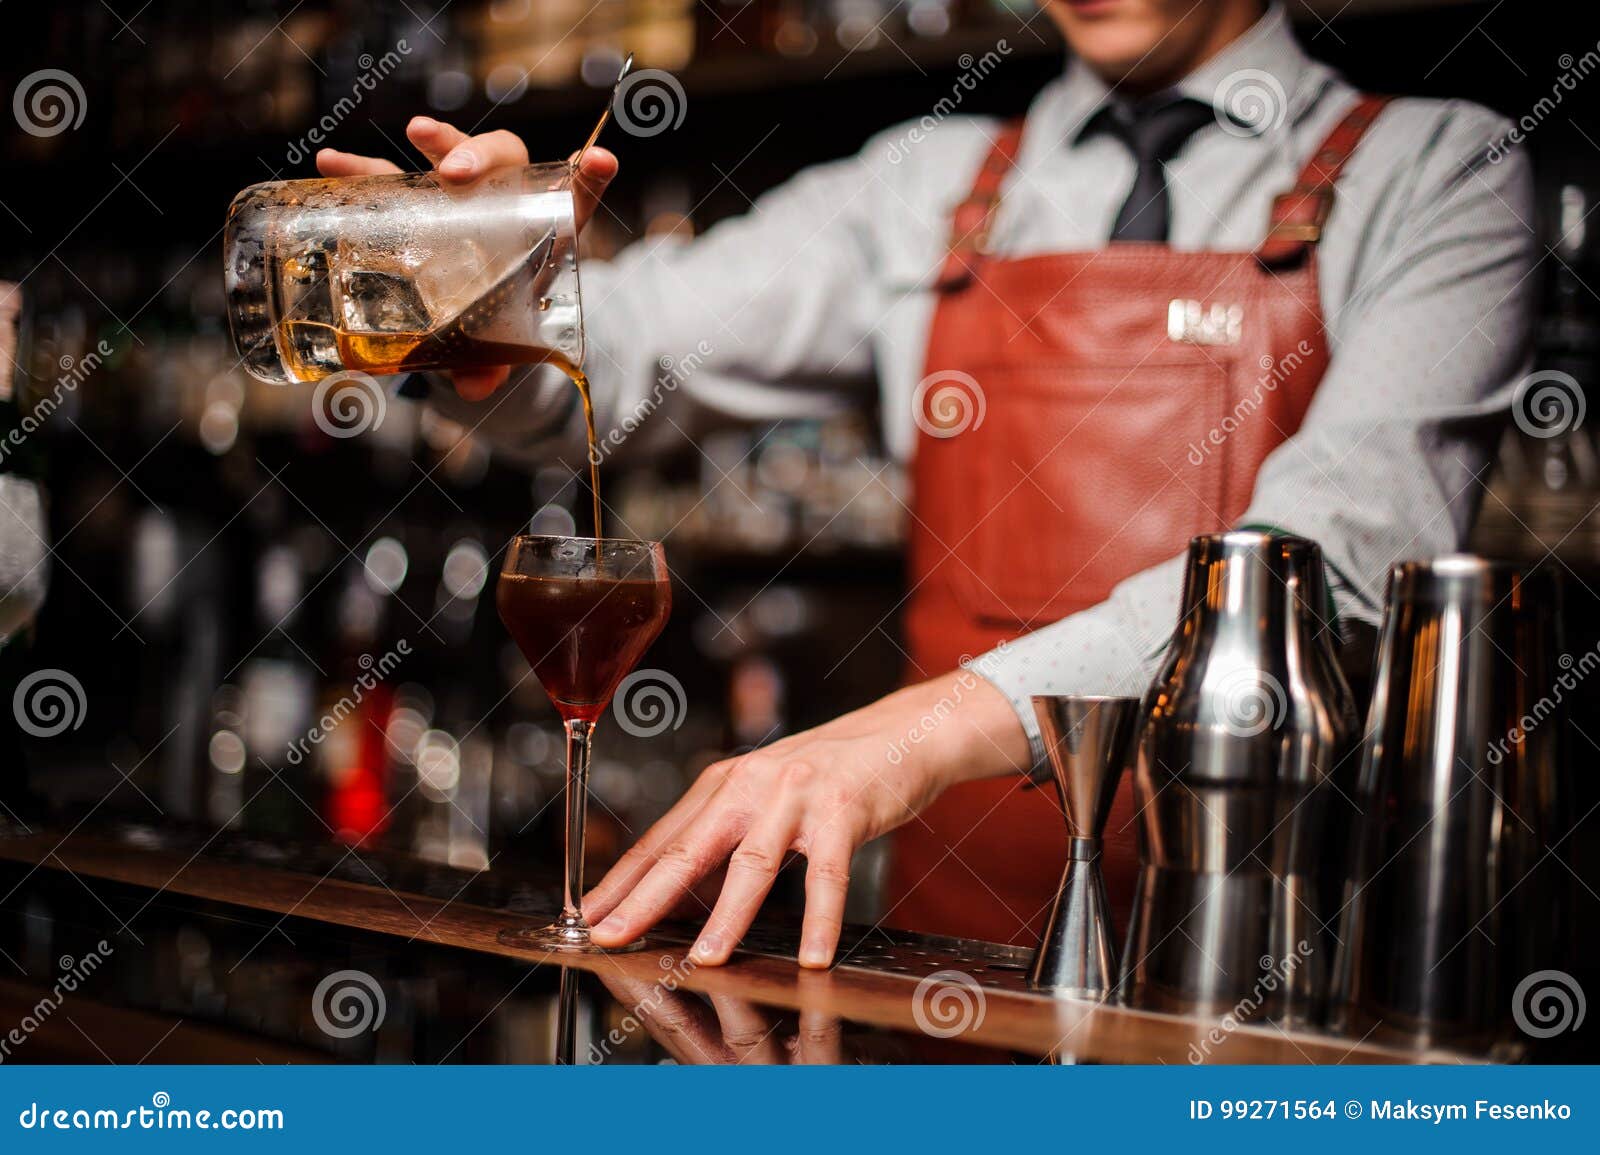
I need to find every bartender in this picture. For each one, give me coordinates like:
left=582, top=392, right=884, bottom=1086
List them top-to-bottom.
left=319, top=0, right=1534, bottom=966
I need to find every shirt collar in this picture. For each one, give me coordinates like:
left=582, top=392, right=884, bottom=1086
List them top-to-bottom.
left=1049, top=3, right=1329, bottom=148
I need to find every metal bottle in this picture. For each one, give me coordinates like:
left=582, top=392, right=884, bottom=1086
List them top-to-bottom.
left=1121, top=531, right=1358, bottom=1027
left=1331, top=556, right=1570, bottom=1051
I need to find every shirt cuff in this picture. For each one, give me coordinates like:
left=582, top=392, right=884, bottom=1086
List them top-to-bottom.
left=968, top=609, right=1166, bottom=785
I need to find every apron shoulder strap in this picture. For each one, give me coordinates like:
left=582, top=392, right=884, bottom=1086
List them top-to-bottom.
left=1255, top=93, right=1393, bottom=268
left=932, top=95, right=1391, bottom=283
left=933, top=120, right=1026, bottom=290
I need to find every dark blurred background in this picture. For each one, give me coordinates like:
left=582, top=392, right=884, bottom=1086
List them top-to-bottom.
left=1, top=0, right=1598, bottom=906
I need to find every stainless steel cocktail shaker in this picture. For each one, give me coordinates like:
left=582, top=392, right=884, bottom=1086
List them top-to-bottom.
left=1121, top=531, right=1358, bottom=1027
left=1331, top=556, right=1571, bottom=1052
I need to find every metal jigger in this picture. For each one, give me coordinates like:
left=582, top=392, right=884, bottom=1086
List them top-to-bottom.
left=1028, top=695, right=1141, bottom=999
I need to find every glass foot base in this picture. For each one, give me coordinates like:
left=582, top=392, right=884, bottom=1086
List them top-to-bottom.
left=497, top=917, right=647, bottom=955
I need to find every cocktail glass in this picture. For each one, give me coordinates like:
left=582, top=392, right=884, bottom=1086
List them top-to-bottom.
left=495, top=534, right=671, bottom=953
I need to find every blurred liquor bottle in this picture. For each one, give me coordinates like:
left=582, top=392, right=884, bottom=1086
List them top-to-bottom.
left=478, top=0, right=695, bottom=92
left=696, top=0, right=772, bottom=56
left=827, top=0, right=897, bottom=52
left=1469, top=181, right=1600, bottom=1040
left=1470, top=183, right=1600, bottom=674
left=1473, top=183, right=1600, bottom=547
left=0, top=276, right=48, bottom=822
left=0, top=278, right=47, bottom=638
left=318, top=525, right=412, bottom=846
left=234, top=535, right=316, bottom=834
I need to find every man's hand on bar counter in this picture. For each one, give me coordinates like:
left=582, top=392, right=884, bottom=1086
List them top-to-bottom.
left=314, top=117, right=616, bottom=402
left=582, top=672, right=1032, bottom=968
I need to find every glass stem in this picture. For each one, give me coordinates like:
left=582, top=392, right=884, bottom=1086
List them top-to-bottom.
left=561, top=718, right=594, bottom=927
left=555, top=967, right=579, bottom=1066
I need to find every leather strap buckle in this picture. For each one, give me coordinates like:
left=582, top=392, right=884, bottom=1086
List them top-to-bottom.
left=1253, top=94, right=1392, bottom=266
left=1256, top=187, right=1336, bottom=267
left=1268, top=188, right=1333, bottom=243
left=949, top=199, right=995, bottom=251
left=970, top=209, right=999, bottom=257
left=1271, top=221, right=1325, bottom=243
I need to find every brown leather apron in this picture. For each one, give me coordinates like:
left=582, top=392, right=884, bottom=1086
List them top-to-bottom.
left=884, top=95, right=1391, bottom=946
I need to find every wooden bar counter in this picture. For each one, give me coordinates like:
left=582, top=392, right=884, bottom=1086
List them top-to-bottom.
left=0, top=822, right=1477, bottom=1065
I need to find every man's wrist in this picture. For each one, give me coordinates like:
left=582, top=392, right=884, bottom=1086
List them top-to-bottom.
left=891, top=669, right=1033, bottom=793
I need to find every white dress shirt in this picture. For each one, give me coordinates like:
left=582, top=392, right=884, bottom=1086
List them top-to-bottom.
left=430, top=4, right=1537, bottom=762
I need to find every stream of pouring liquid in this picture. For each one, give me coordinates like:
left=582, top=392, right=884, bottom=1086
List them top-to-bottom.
left=541, top=350, right=603, bottom=542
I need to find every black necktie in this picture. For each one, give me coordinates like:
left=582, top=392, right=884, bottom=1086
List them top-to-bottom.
left=1084, top=94, right=1215, bottom=243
